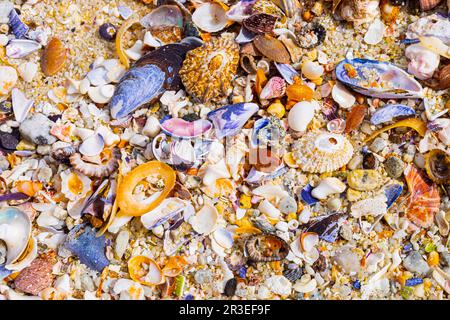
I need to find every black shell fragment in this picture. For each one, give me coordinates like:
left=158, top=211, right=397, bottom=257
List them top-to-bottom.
left=283, top=267, right=303, bottom=283
left=224, top=278, right=238, bottom=297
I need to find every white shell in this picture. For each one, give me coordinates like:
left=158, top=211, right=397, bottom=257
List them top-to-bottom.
left=0, top=1, right=13, bottom=24
left=192, top=3, right=228, bottom=33
left=364, top=18, right=385, bottom=45
left=143, top=31, right=163, bottom=47
left=6, top=39, right=41, bottom=59
left=125, top=40, right=143, bottom=61
left=405, top=44, right=440, bottom=80
left=302, top=60, right=324, bottom=80
left=17, top=62, right=38, bottom=83
left=0, top=66, right=18, bottom=95
left=86, top=67, right=108, bottom=87
left=332, top=82, right=355, bottom=109
left=88, top=84, right=115, bottom=104
left=11, top=88, right=33, bottom=123
left=288, top=101, right=318, bottom=132
left=142, top=115, right=161, bottom=138
left=96, top=125, right=120, bottom=146
left=74, top=127, right=95, bottom=141
left=79, top=133, right=105, bottom=157
left=202, top=158, right=231, bottom=186
left=60, top=169, right=92, bottom=201
left=311, top=177, right=346, bottom=200
left=252, top=184, right=289, bottom=202
left=350, top=194, right=387, bottom=218
left=141, top=197, right=187, bottom=230
left=258, top=199, right=281, bottom=219
left=189, top=204, right=218, bottom=235
left=0, top=207, right=32, bottom=266
left=298, top=207, right=311, bottom=224
left=212, top=228, right=233, bottom=249
left=301, top=233, right=319, bottom=252
left=6, top=236, right=37, bottom=271
left=211, top=238, right=227, bottom=257
left=432, top=267, right=450, bottom=294
left=265, top=275, right=292, bottom=296
left=293, top=277, right=317, bottom=293
left=113, top=279, right=145, bottom=300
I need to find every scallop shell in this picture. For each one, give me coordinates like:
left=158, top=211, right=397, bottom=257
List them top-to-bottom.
left=192, top=2, right=229, bottom=33
left=253, top=34, right=290, bottom=64
left=180, top=37, right=239, bottom=103
left=41, top=38, right=67, bottom=76
left=292, top=131, right=354, bottom=173
left=60, top=169, right=92, bottom=201
left=189, top=204, right=219, bottom=235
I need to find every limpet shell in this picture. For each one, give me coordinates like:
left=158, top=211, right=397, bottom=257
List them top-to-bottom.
left=253, top=34, right=290, bottom=64
left=41, top=38, right=67, bottom=76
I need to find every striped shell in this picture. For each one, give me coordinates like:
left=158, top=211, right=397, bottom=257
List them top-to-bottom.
left=292, top=132, right=354, bottom=173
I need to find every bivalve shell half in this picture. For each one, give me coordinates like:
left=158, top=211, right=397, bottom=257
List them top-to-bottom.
left=192, top=2, right=229, bottom=33
left=253, top=34, right=291, bottom=64
left=41, top=38, right=67, bottom=76
left=79, top=133, right=105, bottom=157
left=141, top=198, right=188, bottom=230
left=189, top=204, right=219, bottom=235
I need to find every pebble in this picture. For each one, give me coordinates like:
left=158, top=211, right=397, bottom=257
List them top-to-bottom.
left=19, top=113, right=56, bottom=145
left=369, top=137, right=388, bottom=153
left=362, top=152, right=379, bottom=169
left=347, top=154, right=363, bottom=170
left=384, top=156, right=405, bottom=179
left=347, top=170, right=381, bottom=191
left=279, top=196, right=297, bottom=214
left=403, top=251, right=430, bottom=276
left=194, top=269, right=213, bottom=285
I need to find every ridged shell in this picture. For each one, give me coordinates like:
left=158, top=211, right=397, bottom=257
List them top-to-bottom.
left=253, top=34, right=291, bottom=64
left=41, top=38, right=67, bottom=76
left=180, top=38, right=239, bottom=103
left=292, top=132, right=354, bottom=173
left=244, top=234, right=289, bottom=262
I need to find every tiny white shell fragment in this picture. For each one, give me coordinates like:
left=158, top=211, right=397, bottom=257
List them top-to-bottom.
left=364, top=18, right=385, bottom=45
left=143, top=31, right=163, bottom=47
left=0, top=34, right=9, bottom=47
left=125, top=40, right=143, bottom=61
left=302, top=60, right=324, bottom=80
left=17, top=62, right=38, bottom=83
left=87, top=67, right=108, bottom=87
left=80, top=78, right=90, bottom=95
left=332, top=82, right=355, bottom=109
left=88, top=85, right=115, bottom=104
left=11, top=88, right=33, bottom=123
left=142, top=115, right=161, bottom=138
left=96, top=125, right=120, bottom=146
left=74, top=127, right=95, bottom=141
left=79, top=133, right=104, bottom=157
left=202, top=159, right=231, bottom=186
left=311, top=177, right=346, bottom=200
left=252, top=184, right=289, bottom=202
left=350, top=194, right=387, bottom=218
left=258, top=199, right=281, bottom=219
left=189, top=204, right=219, bottom=235
left=298, top=207, right=311, bottom=224
left=212, top=228, right=233, bottom=249
left=301, top=233, right=319, bottom=252
left=265, top=275, right=292, bottom=296
left=293, top=277, right=317, bottom=293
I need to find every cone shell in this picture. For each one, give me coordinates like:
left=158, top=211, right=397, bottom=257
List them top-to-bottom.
left=180, top=38, right=239, bottom=103
left=292, top=131, right=354, bottom=173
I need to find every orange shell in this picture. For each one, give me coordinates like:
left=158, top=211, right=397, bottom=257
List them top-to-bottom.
left=115, top=15, right=140, bottom=69
left=41, top=38, right=67, bottom=76
left=255, top=68, right=267, bottom=96
left=286, top=78, right=314, bottom=103
left=345, top=105, right=367, bottom=133
left=364, top=118, right=427, bottom=143
left=117, top=161, right=176, bottom=216
left=404, top=164, right=440, bottom=228
left=16, top=181, right=43, bottom=197
left=128, top=255, right=165, bottom=286
left=162, top=256, right=188, bottom=278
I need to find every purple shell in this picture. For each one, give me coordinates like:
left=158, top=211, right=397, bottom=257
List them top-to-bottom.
left=226, top=0, right=256, bottom=22
left=8, top=9, right=29, bottom=39
left=235, top=27, right=255, bottom=44
left=335, top=58, right=423, bottom=99
left=274, top=63, right=299, bottom=85
left=207, top=102, right=259, bottom=139
left=370, top=104, right=415, bottom=125
left=160, top=117, right=212, bottom=139
left=245, top=165, right=287, bottom=184
left=300, top=184, right=319, bottom=206
left=384, top=184, right=403, bottom=209
left=0, top=192, right=29, bottom=202
left=304, top=212, right=346, bottom=243
left=63, top=224, right=109, bottom=272
left=0, top=264, right=11, bottom=280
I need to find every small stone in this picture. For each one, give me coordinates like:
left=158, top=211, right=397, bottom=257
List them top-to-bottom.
left=19, top=113, right=56, bottom=145
left=370, top=137, right=388, bottom=153
left=362, top=152, right=379, bottom=169
left=413, top=153, right=425, bottom=169
left=347, top=154, right=363, bottom=170
left=384, top=156, right=405, bottom=179
left=347, top=170, right=381, bottom=191
left=279, top=196, right=297, bottom=214
left=403, top=251, right=430, bottom=276
left=14, top=252, right=56, bottom=295
left=194, top=269, right=213, bottom=285
left=224, top=278, right=237, bottom=297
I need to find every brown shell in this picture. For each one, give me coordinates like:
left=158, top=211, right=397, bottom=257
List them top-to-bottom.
left=419, top=0, right=442, bottom=11
left=243, top=13, right=277, bottom=35
left=253, top=34, right=291, bottom=64
left=41, top=38, right=67, bottom=76
left=436, top=64, right=450, bottom=90
left=344, top=104, right=366, bottom=133
left=70, top=147, right=120, bottom=178
left=244, top=234, right=289, bottom=262
left=14, top=252, right=56, bottom=295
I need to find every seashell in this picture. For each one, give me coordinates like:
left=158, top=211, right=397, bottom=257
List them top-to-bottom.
left=227, top=0, right=257, bottom=22
left=270, top=0, right=301, bottom=17
left=336, top=0, right=380, bottom=23
left=419, top=0, right=443, bottom=11
left=0, top=1, right=14, bottom=24
left=192, top=2, right=228, bottom=33
left=141, top=5, right=183, bottom=29
left=8, top=9, right=29, bottom=39
left=243, top=13, right=277, bottom=34
left=406, top=14, right=450, bottom=44
left=364, top=18, right=385, bottom=45
left=297, top=22, right=326, bottom=49
left=99, top=23, right=117, bottom=42
left=236, top=27, right=256, bottom=44
left=253, top=34, right=290, bottom=64
left=418, top=36, right=450, bottom=60
left=180, top=37, right=238, bottom=103
left=41, top=38, right=67, bottom=76
left=110, top=38, right=202, bottom=119
left=6, top=39, right=41, bottom=59
left=405, top=44, right=440, bottom=80
left=240, top=53, right=258, bottom=73
left=335, top=58, right=423, bottom=99
left=302, top=60, right=324, bottom=80
left=17, top=61, right=38, bottom=83
left=274, top=62, right=299, bottom=84
left=0, top=66, right=18, bottom=96
left=260, top=76, right=286, bottom=100
left=332, top=82, right=355, bottom=109
left=11, top=88, right=33, bottom=123
left=288, top=100, right=318, bottom=132
left=207, top=102, right=259, bottom=139
left=344, top=104, right=366, bottom=133
left=370, top=104, right=415, bottom=125
left=142, top=115, right=161, bottom=138
left=160, top=117, right=212, bottom=139
left=251, top=117, right=286, bottom=147
left=327, top=118, right=346, bottom=134
left=364, top=118, right=427, bottom=143
left=292, top=131, right=354, bottom=173
left=79, top=133, right=104, bottom=157
left=70, top=147, right=120, bottom=178
left=424, top=149, right=450, bottom=183
left=202, top=158, right=231, bottom=186
left=117, top=161, right=176, bottom=216
left=404, top=164, right=440, bottom=228
left=60, top=169, right=92, bottom=201
left=347, top=169, right=381, bottom=191
left=311, top=177, right=346, bottom=200
left=66, top=179, right=109, bottom=219
left=16, top=180, right=43, bottom=197
left=252, top=184, right=289, bottom=201
left=301, top=184, right=319, bottom=205
left=384, top=184, right=403, bottom=209
left=350, top=193, right=387, bottom=218
left=141, top=197, right=188, bottom=230
left=258, top=199, right=281, bottom=219
left=189, top=204, right=219, bottom=235
left=0, top=207, right=32, bottom=266
left=435, top=210, right=449, bottom=236
left=304, top=212, right=346, bottom=243
left=63, top=224, right=109, bottom=272
left=212, top=228, right=234, bottom=249
left=300, top=232, right=319, bottom=252
left=245, top=234, right=289, bottom=262
left=6, top=236, right=37, bottom=272
left=13, top=250, right=54, bottom=295
left=162, top=255, right=187, bottom=278
left=128, top=256, right=165, bottom=286
left=283, top=267, right=303, bottom=283
left=432, top=267, right=450, bottom=295
left=293, top=277, right=317, bottom=293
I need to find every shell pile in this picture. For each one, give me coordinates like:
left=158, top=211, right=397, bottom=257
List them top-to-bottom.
left=0, top=0, right=448, bottom=301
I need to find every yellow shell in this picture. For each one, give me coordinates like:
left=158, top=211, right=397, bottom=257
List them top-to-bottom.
left=179, top=37, right=239, bottom=103
left=292, top=131, right=354, bottom=173
left=128, top=255, right=165, bottom=286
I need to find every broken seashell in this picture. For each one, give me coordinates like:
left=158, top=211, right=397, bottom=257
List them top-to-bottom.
left=192, top=2, right=229, bottom=33
left=140, top=5, right=184, bottom=29
left=8, top=8, right=28, bottom=39
left=243, top=13, right=277, bottom=34
left=364, top=18, right=385, bottom=45
left=297, top=22, right=326, bottom=49
left=6, top=39, right=40, bottom=59
left=405, top=44, right=440, bottom=80
left=302, top=60, right=324, bottom=80
left=17, top=62, right=38, bottom=83
left=275, top=62, right=299, bottom=84
left=0, top=66, right=18, bottom=96
left=260, top=76, right=286, bottom=100
left=332, top=82, right=355, bottom=109
left=11, top=88, right=33, bottom=123
left=288, top=100, right=318, bottom=132
left=344, top=104, right=366, bottom=133
left=370, top=104, right=415, bottom=125
left=160, top=117, right=212, bottom=139
left=364, top=118, right=427, bottom=143
left=79, top=133, right=104, bottom=157
left=70, top=148, right=120, bottom=178
left=424, top=149, right=450, bottom=184
left=202, top=158, right=231, bottom=187
left=60, top=169, right=92, bottom=201
left=311, top=177, right=346, bottom=200
left=350, top=193, right=387, bottom=218
left=141, top=197, right=188, bottom=230
left=258, top=199, right=281, bottom=219
left=189, top=204, right=219, bottom=235
left=435, top=210, right=449, bottom=236
left=304, top=212, right=346, bottom=243
left=212, top=228, right=234, bottom=249
left=300, top=232, right=319, bottom=252
left=245, top=234, right=289, bottom=262
left=128, top=255, right=165, bottom=286
left=432, top=267, right=450, bottom=294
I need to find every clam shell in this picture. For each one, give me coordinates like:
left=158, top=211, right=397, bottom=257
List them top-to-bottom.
left=192, top=3, right=228, bottom=33
left=140, top=5, right=183, bottom=29
left=297, top=22, right=326, bottom=49
left=235, top=27, right=256, bottom=44
left=253, top=34, right=290, bottom=64
left=41, top=38, right=67, bottom=76
left=6, top=39, right=41, bottom=59
left=335, top=58, right=423, bottom=99
left=332, top=82, right=355, bottom=109
left=11, top=88, right=33, bottom=123
left=288, top=100, right=318, bottom=132
left=370, top=104, right=415, bottom=125
left=160, top=117, right=212, bottom=139
left=79, top=133, right=105, bottom=157
left=141, top=198, right=188, bottom=230
left=189, top=204, right=219, bottom=235
left=0, top=207, right=32, bottom=266
left=304, top=212, right=346, bottom=243
left=212, top=228, right=234, bottom=249
left=6, top=236, right=37, bottom=271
